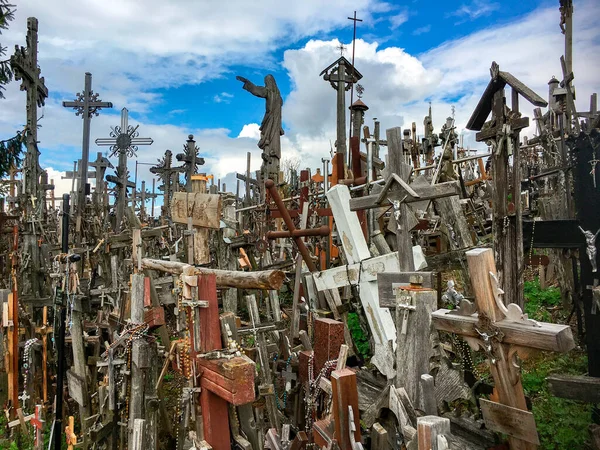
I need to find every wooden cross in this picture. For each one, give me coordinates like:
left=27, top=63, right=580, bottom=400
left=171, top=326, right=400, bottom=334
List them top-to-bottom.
left=10, top=17, right=48, bottom=197
left=320, top=56, right=363, bottom=175
left=466, top=61, right=547, bottom=309
left=63, top=72, right=113, bottom=237
left=96, top=107, right=153, bottom=229
left=176, top=134, right=204, bottom=192
left=150, top=149, right=184, bottom=217
left=264, top=178, right=329, bottom=272
left=313, top=184, right=399, bottom=378
left=432, top=247, right=575, bottom=449
left=281, top=365, right=297, bottom=393
left=30, top=404, right=44, bottom=450
left=66, top=416, right=77, bottom=450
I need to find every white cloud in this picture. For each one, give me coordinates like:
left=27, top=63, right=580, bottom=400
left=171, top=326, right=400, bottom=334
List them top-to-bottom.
left=449, top=1, right=500, bottom=23
left=389, top=11, right=409, bottom=30
left=413, top=25, right=431, bottom=35
left=214, top=92, right=234, bottom=104
left=237, top=123, right=261, bottom=140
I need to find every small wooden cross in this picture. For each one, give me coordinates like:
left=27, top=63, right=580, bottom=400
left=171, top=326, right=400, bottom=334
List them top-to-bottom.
left=30, top=404, right=44, bottom=450
left=65, top=416, right=77, bottom=450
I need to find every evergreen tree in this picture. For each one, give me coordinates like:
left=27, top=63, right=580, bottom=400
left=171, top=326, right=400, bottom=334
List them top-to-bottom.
left=0, top=1, right=15, bottom=98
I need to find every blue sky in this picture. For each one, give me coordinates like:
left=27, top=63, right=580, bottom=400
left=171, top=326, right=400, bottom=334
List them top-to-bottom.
left=0, top=0, right=598, bottom=199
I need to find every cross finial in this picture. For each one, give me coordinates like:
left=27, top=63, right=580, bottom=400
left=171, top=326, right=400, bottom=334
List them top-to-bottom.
left=337, top=42, right=347, bottom=56
left=356, top=83, right=364, bottom=99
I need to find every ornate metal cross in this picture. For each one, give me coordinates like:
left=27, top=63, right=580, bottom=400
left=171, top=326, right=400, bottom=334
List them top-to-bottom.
left=63, top=72, right=112, bottom=237
left=96, top=108, right=153, bottom=230
left=176, top=134, right=204, bottom=192
left=150, top=149, right=185, bottom=216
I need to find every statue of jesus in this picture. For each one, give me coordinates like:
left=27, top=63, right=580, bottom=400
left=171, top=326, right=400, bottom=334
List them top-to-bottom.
left=236, top=75, right=284, bottom=178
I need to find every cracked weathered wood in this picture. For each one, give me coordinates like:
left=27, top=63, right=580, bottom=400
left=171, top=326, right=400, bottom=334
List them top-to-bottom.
left=141, top=258, right=285, bottom=290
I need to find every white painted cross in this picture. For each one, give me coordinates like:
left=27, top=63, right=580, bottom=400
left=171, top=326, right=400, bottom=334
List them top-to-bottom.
left=313, top=183, right=399, bottom=378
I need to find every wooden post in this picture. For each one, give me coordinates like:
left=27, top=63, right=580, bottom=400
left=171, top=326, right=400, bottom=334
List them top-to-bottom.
left=331, top=368, right=361, bottom=450
left=417, top=416, right=451, bottom=450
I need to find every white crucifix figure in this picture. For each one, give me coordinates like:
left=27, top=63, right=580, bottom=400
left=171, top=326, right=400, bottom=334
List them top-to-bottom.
left=313, top=184, right=399, bottom=378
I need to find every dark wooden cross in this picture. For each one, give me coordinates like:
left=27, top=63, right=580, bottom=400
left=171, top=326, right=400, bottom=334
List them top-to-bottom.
left=10, top=17, right=48, bottom=199
left=10, top=17, right=48, bottom=299
left=466, top=61, right=548, bottom=309
left=63, top=72, right=112, bottom=239
left=96, top=108, right=153, bottom=230
left=176, top=134, right=204, bottom=192
left=150, top=149, right=184, bottom=217
left=89, top=152, right=113, bottom=211
left=433, top=248, right=575, bottom=448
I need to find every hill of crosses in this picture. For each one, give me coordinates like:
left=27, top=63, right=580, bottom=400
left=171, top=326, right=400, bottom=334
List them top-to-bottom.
left=0, top=1, right=598, bottom=449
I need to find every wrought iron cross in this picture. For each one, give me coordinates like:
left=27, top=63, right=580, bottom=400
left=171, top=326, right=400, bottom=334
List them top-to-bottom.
left=63, top=72, right=112, bottom=233
left=95, top=107, right=153, bottom=158
left=96, top=108, right=153, bottom=230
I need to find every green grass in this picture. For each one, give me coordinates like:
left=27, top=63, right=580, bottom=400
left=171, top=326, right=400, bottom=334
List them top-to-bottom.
left=521, top=278, right=592, bottom=449
left=347, top=312, right=371, bottom=361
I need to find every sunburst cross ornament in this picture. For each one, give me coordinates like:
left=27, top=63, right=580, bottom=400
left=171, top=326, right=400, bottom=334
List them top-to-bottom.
left=95, top=107, right=153, bottom=158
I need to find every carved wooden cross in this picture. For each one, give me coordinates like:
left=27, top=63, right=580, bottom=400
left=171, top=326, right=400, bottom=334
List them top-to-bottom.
left=10, top=17, right=48, bottom=197
left=466, top=61, right=547, bottom=309
left=96, top=108, right=153, bottom=229
left=432, top=247, right=575, bottom=448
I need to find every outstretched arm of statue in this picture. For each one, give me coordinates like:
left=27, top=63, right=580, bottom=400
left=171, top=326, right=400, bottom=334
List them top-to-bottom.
left=236, top=75, right=267, bottom=98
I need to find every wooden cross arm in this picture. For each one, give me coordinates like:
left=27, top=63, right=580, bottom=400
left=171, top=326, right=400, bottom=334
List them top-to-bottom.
left=349, top=181, right=460, bottom=211
left=266, top=225, right=330, bottom=239
left=141, top=258, right=286, bottom=290
left=431, top=309, right=575, bottom=353
left=197, top=356, right=255, bottom=405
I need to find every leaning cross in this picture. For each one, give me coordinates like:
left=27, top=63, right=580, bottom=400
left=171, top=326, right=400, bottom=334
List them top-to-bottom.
left=63, top=72, right=113, bottom=240
left=96, top=108, right=153, bottom=230
left=432, top=247, right=575, bottom=448
left=281, top=365, right=297, bottom=393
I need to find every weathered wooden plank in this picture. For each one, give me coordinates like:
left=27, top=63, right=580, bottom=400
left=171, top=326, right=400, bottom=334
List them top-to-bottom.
left=498, top=70, right=548, bottom=107
left=349, top=181, right=461, bottom=211
left=171, top=192, right=222, bottom=228
left=313, top=252, right=400, bottom=291
left=141, top=258, right=285, bottom=290
left=432, top=309, right=575, bottom=352
left=547, top=375, right=600, bottom=403
left=479, top=399, right=540, bottom=445
left=417, top=416, right=451, bottom=450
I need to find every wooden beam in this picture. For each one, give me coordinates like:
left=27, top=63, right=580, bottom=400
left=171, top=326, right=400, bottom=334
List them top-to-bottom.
left=141, top=258, right=285, bottom=290
left=547, top=375, right=600, bottom=403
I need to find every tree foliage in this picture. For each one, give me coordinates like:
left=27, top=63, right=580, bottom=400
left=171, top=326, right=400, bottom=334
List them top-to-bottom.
left=0, top=1, right=16, bottom=99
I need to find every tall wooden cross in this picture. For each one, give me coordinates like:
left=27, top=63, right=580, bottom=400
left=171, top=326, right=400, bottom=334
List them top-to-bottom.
left=10, top=17, right=48, bottom=299
left=10, top=17, right=48, bottom=199
left=320, top=57, right=363, bottom=177
left=466, top=62, right=547, bottom=309
left=63, top=72, right=113, bottom=240
left=95, top=108, right=153, bottom=230
left=176, top=134, right=204, bottom=192
left=150, top=149, right=184, bottom=217
left=89, top=152, right=113, bottom=213
left=432, top=248, right=575, bottom=449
